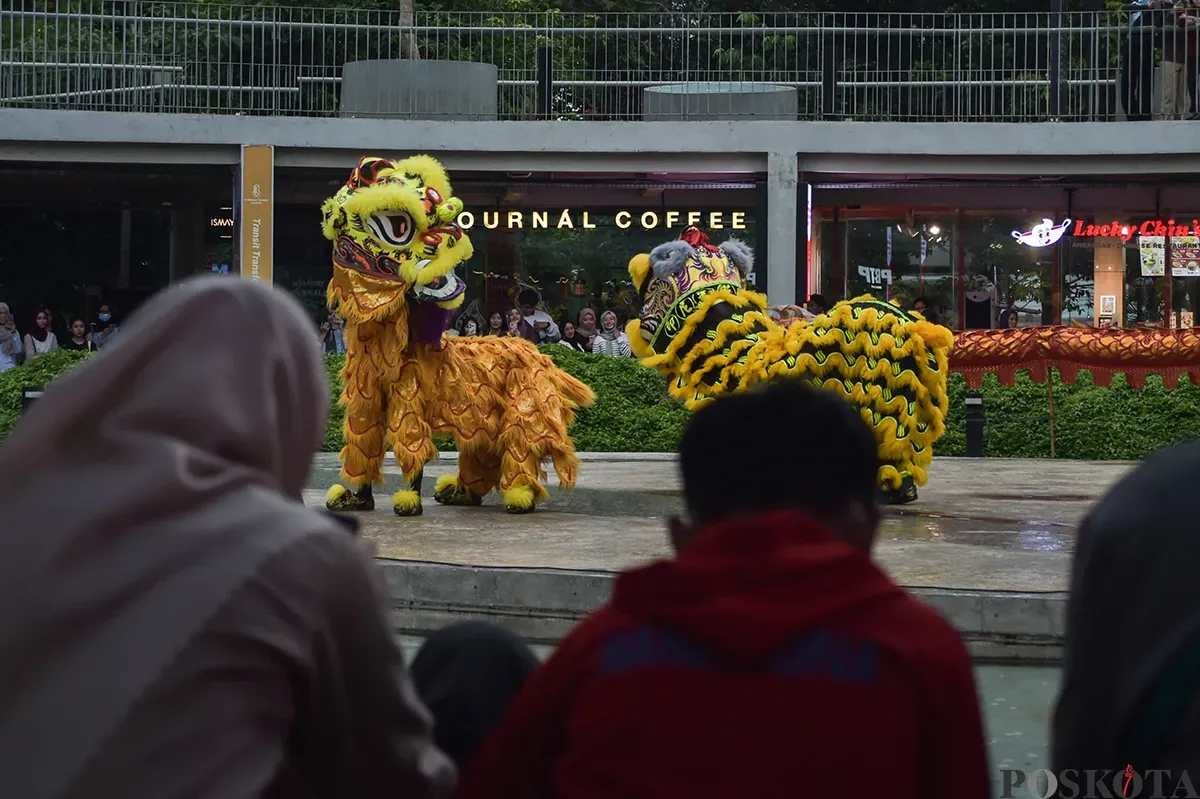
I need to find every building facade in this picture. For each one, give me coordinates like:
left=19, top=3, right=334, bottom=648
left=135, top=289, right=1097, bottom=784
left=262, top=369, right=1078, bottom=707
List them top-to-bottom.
left=3, top=4, right=1200, bottom=331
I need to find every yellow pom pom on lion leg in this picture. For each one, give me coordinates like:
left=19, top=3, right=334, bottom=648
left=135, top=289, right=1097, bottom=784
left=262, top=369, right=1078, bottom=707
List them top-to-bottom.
left=320, top=154, right=594, bottom=517
left=625, top=226, right=952, bottom=505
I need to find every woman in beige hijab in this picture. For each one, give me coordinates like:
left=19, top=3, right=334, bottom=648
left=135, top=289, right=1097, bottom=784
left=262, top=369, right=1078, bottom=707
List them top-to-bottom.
left=0, top=278, right=454, bottom=799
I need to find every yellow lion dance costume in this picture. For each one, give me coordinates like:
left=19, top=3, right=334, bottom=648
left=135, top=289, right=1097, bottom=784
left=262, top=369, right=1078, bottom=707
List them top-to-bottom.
left=322, top=155, right=595, bottom=515
left=628, top=227, right=953, bottom=504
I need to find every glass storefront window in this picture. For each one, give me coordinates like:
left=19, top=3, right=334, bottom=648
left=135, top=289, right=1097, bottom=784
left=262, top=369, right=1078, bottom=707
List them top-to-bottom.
left=275, top=205, right=339, bottom=325
left=459, top=212, right=757, bottom=327
left=818, top=213, right=953, bottom=323
left=962, top=214, right=1061, bottom=328
left=1167, top=215, right=1200, bottom=328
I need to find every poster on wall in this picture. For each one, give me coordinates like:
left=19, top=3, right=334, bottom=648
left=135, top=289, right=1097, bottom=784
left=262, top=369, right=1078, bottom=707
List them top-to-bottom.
left=1138, top=235, right=1200, bottom=277
left=1139, top=236, right=1165, bottom=276
left=1172, top=236, right=1200, bottom=277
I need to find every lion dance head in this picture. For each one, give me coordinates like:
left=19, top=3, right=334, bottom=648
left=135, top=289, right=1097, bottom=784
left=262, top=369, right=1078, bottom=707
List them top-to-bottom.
left=322, top=154, right=472, bottom=346
left=626, top=226, right=773, bottom=390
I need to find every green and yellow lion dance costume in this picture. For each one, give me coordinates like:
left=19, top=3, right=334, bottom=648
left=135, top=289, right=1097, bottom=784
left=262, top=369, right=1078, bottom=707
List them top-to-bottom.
left=322, top=154, right=595, bottom=516
left=628, top=227, right=953, bottom=503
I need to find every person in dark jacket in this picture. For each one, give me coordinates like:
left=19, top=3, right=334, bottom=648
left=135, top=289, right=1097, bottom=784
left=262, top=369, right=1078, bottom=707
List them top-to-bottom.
left=558, top=321, right=590, bottom=353
left=455, top=379, right=991, bottom=799
left=1053, top=441, right=1200, bottom=780
left=411, top=622, right=539, bottom=772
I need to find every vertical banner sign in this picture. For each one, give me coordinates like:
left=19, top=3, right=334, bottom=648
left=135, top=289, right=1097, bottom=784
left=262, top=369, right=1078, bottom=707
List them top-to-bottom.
left=238, top=144, right=274, bottom=284
left=885, top=227, right=893, bottom=302
left=919, top=236, right=928, bottom=290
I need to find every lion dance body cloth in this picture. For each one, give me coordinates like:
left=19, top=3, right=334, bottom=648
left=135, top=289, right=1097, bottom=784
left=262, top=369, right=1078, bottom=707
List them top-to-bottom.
left=322, top=155, right=595, bottom=516
left=627, top=227, right=954, bottom=504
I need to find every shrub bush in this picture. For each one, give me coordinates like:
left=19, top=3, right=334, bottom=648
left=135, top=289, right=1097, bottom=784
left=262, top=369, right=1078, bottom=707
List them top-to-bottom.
left=6, top=346, right=1200, bottom=461
left=0, top=350, right=91, bottom=439
left=938, top=370, right=1200, bottom=459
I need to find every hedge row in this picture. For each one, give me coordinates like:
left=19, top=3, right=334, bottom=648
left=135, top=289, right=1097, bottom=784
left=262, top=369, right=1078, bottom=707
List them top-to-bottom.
left=4, top=348, right=1200, bottom=461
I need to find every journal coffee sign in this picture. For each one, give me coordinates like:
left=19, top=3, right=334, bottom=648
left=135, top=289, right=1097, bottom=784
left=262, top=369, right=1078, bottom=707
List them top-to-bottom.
left=454, top=209, right=748, bottom=231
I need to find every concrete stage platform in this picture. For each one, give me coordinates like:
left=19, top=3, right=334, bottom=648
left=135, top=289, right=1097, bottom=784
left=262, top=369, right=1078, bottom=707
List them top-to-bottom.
left=305, top=454, right=1132, bottom=662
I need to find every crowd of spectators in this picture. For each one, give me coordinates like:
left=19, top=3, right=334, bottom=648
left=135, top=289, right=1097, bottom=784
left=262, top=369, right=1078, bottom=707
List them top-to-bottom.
left=443, top=289, right=635, bottom=359
left=0, top=301, right=114, bottom=372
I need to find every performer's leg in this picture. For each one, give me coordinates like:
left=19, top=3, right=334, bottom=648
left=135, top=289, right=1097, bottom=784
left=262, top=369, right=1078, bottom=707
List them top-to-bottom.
left=326, top=365, right=386, bottom=512
left=387, top=366, right=437, bottom=517
left=434, top=447, right=497, bottom=507
left=497, top=447, right=549, bottom=515
left=877, top=462, right=918, bottom=505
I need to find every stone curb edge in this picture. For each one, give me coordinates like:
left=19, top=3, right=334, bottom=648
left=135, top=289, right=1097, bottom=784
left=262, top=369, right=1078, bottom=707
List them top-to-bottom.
left=380, top=560, right=1066, bottom=663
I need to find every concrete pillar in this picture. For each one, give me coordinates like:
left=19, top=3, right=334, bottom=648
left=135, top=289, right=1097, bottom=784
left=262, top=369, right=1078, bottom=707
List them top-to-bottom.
left=765, top=151, right=799, bottom=306
left=1093, top=240, right=1125, bottom=327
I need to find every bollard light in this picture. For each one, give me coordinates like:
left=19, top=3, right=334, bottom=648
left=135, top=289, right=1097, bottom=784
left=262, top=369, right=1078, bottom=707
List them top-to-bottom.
left=21, top=387, right=44, bottom=416
left=964, top=393, right=985, bottom=458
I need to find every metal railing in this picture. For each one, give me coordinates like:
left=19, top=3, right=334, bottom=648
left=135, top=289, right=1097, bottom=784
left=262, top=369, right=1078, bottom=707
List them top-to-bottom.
left=0, top=2, right=1193, bottom=122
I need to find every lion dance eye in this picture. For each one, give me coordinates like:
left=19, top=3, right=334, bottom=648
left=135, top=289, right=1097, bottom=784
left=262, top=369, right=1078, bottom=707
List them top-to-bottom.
left=427, top=187, right=443, bottom=205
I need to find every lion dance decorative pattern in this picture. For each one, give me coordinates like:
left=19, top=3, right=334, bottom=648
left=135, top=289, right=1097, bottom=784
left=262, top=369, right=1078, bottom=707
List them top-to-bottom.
left=322, top=154, right=595, bottom=516
left=627, top=227, right=954, bottom=504
left=952, top=326, right=1200, bottom=390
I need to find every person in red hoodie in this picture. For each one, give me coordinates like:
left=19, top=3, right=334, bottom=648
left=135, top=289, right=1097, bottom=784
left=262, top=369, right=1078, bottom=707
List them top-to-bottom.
left=455, top=378, right=992, bottom=799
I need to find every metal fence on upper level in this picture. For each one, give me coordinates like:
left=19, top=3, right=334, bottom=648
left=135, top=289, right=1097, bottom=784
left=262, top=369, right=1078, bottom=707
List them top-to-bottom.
left=0, top=2, right=1193, bottom=122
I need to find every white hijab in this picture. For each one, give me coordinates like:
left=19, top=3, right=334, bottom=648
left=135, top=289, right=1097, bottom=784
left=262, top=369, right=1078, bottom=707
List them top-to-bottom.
left=0, top=277, right=334, bottom=799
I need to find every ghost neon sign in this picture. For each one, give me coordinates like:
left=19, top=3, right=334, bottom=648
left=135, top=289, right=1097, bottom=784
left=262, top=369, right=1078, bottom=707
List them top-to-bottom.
left=1012, top=218, right=1072, bottom=247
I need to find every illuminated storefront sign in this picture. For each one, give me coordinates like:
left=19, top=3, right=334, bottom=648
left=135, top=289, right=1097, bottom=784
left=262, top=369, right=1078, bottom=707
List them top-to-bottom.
left=455, top=209, right=747, bottom=231
left=210, top=217, right=234, bottom=227
left=1008, top=217, right=1200, bottom=277
left=1011, top=218, right=1200, bottom=251
left=1012, top=218, right=1071, bottom=247
left=1074, top=219, right=1200, bottom=242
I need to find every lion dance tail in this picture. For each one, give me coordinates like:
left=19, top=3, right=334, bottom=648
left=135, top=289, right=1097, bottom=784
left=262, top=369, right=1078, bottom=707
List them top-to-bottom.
left=546, top=369, right=596, bottom=491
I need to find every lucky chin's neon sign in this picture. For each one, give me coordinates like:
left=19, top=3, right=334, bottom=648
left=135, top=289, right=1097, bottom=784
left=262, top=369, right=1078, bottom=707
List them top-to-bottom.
left=1013, top=218, right=1200, bottom=247
left=1074, top=219, right=1200, bottom=242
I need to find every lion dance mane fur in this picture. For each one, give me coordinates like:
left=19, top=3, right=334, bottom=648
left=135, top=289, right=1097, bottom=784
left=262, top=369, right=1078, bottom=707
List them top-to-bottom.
left=322, top=155, right=595, bottom=516
left=627, top=227, right=954, bottom=503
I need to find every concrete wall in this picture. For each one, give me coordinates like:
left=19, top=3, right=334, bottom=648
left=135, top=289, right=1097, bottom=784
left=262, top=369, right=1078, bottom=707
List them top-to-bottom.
left=339, top=60, right=499, bottom=121
left=4, top=110, right=1200, bottom=175
left=380, top=560, right=1066, bottom=663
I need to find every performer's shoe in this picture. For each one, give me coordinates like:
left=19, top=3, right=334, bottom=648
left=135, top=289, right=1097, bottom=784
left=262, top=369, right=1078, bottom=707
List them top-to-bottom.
left=433, top=474, right=484, bottom=507
left=880, top=475, right=918, bottom=506
left=326, top=484, right=375, bottom=512
left=501, top=484, right=537, bottom=515
left=392, top=489, right=424, bottom=517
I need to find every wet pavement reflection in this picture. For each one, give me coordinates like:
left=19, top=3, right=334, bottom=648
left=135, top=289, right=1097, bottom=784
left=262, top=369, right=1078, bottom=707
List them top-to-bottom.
left=532, top=486, right=1079, bottom=554
left=880, top=510, right=1076, bottom=553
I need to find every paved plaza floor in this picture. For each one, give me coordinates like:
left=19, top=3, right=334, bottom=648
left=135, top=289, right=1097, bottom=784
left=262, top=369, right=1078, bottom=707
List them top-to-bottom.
left=305, top=453, right=1134, bottom=592
left=305, top=453, right=1117, bottom=790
